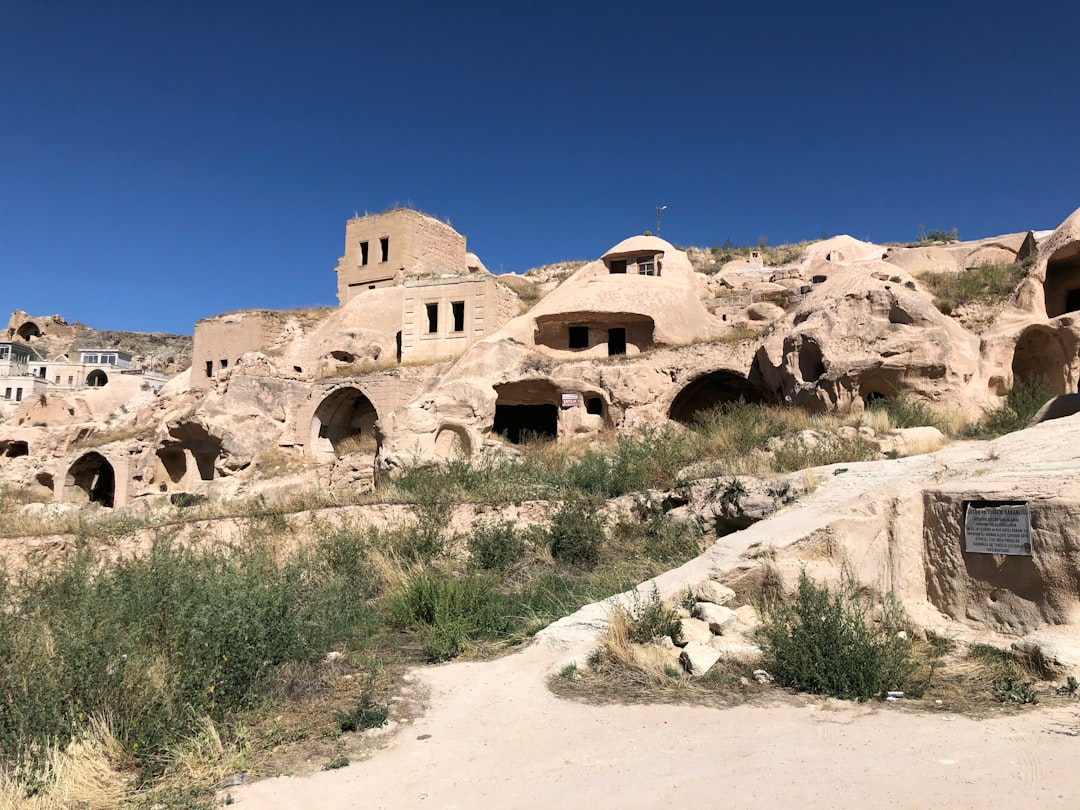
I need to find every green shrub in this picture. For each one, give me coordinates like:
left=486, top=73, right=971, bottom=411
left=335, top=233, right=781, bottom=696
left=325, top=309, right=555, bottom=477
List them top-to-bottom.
left=920, top=260, right=1027, bottom=315
left=966, top=376, right=1053, bottom=438
left=867, top=395, right=943, bottom=430
left=772, top=434, right=878, bottom=472
left=612, top=499, right=700, bottom=565
left=547, top=502, right=606, bottom=567
left=468, top=520, right=527, bottom=571
left=0, top=539, right=376, bottom=780
left=759, top=569, right=920, bottom=701
left=387, top=572, right=511, bottom=662
left=623, top=585, right=681, bottom=644
left=994, top=678, right=1039, bottom=705
left=337, top=692, right=389, bottom=732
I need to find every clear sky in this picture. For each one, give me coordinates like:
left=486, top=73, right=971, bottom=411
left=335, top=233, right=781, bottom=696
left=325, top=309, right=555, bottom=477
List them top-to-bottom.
left=2, top=1, right=1078, bottom=334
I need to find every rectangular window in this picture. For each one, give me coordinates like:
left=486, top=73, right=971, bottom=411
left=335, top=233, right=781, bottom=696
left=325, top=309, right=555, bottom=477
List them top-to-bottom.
left=380, top=237, right=389, bottom=262
left=360, top=241, right=369, bottom=265
left=637, top=255, right=655, bottom=275
left=609, top=259, right=627, bottom=274
left=451, top=301, right=465, bottom=332
left=426, top=302, right=439, bottom=334
left=568, top=325, right=589, bottom=349
left=608, top=327, right=627, bottom=356
left=0, top=347, right=8, bottom=359
left=220, top=358, right=228, bottom=369
left=205, top=361, right=214, bottom=378
left=39, top=367, right=46, bottom=378
left=55, top=375, right=60, bottom=384
left=67, top=376, right=73, bottom=386
left=3, top=388, right=9, bottom=400
left=15, top=388, right=22, bottom=402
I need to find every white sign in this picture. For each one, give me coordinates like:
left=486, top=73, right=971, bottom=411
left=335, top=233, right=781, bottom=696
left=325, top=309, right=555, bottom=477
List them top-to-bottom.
left=561, top=393, right=579, bottom=409
left=964, top=502, right=1032, bottom=556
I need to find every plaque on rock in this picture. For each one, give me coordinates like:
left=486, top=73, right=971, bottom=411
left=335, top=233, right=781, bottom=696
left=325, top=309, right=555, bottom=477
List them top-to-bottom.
left=963, top=500, right=1032, bottom=556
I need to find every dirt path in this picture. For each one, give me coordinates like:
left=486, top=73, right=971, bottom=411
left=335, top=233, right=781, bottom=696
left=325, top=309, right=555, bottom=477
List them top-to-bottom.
left=234, top=640, right=1080, bottom=809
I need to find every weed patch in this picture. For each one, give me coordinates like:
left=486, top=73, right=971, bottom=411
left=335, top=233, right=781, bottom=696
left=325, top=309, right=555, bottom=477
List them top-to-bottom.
left=920, top=259, right=1030, bottom=316
left=758, top=569, right=922, bottom=701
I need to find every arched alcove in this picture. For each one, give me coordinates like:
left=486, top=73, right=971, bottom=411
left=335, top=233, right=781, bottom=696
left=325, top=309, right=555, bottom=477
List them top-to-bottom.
left=1044, top=241, right=1080, bottom=318
left=16, top=322, right=41, bottom=341
left=1012, top=327, right=1068, bottom=395
left=86, top=369, right=109, bottom=388
left=669, top=370, right=765, bottom=424
left=311, top=387, right=378, bottom=457
left=155, top=422, right=223, bottom=489
left=434, top=425, right=471, bottom=459
left=66, top=452, right=115, bottom=507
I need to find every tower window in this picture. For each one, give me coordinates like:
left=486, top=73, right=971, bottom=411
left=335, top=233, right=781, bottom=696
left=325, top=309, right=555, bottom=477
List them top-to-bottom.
left=380, top=237, right=389, bottom=262
left=360, top=241, right=369, bottom=265
left=452, top=301, right=465, bottom=332
left=426, top=303, right=439, bottom=334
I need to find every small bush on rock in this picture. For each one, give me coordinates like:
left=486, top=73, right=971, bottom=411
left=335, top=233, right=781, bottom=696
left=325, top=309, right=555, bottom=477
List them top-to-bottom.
left=758, top=568, right=920, bottom=701
left=624, top=585, right=681, bottom=644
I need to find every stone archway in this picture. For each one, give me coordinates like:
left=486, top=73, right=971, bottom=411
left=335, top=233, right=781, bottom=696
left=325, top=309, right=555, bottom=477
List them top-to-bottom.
left=16, top=321, right=41, bottom=341
left=86, top=369, right=108, bottom=388
left=668, top=369, right=766, bottom=425
left=310, top=387, right=378, bottom=458
left=66, top=452, right=115, bottom=507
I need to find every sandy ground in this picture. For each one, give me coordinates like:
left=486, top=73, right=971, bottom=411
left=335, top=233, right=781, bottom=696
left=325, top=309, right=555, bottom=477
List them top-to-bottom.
left=235, top=421, right=1080, bottom=808
left=235, top=640, right=1080, bottom=809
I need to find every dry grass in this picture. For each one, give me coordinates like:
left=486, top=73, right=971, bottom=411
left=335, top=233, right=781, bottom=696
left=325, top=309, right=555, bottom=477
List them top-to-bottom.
left=497, top=273, right=547, bottom=311
left=71, top=422, right=157, bottom=450
left=335, top=433, right=378, bottom=455
left=253, top=446, right=312, bottom=478
left=154, top=716, right=252, bottom=796
left=0, top=717, right=134, bottom=810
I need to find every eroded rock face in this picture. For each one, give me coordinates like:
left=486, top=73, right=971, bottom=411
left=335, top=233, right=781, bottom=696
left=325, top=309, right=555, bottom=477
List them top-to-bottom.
left=922, top=485, right=1080, bottom=636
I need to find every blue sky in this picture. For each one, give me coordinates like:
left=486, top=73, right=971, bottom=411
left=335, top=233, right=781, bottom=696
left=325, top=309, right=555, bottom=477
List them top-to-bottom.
left=2, top=1, right=1078, bottom=334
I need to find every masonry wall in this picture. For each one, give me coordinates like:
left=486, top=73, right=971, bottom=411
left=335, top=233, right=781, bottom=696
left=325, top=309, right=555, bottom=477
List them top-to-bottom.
left=335, top=209, right=467, bottom=305
left=401, top=276, right=510, bottom=363
left=191, top=313, right=272, bottom=390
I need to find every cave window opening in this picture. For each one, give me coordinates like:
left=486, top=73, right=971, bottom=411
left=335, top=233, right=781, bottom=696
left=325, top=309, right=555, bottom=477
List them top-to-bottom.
left=608, top=328, right=626, bottom=356
left=492, top=404, right=557, bottom=444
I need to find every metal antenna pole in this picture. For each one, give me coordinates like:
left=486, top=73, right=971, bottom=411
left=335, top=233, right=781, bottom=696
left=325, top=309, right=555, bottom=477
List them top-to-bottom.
left=656, top=205, right=667, bottom=236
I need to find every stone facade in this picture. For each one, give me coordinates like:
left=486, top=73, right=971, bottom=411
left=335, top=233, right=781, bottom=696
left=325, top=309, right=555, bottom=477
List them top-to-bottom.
left=334, top=209, right=467, bottom=305
left=401, top=274, right=518, bottom=363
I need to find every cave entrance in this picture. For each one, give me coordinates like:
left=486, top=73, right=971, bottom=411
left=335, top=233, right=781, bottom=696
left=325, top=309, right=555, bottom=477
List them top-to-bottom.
left=1044, top=242, right=1080, bottom=318
left=1011, top=326, right=1068, bottom=395
left=668, top=370, right=765, bottom=424
left=493, top=380, right=560, bottom=444
left=311, top=387, right=378, bottom=457
left=492, top=404, right=557, bottom=444
left=66, top=452, right=115, bottom=507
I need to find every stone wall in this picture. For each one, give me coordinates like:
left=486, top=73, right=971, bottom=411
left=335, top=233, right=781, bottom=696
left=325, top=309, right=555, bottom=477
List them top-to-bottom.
left=335, top=209, right=467, bottom=305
